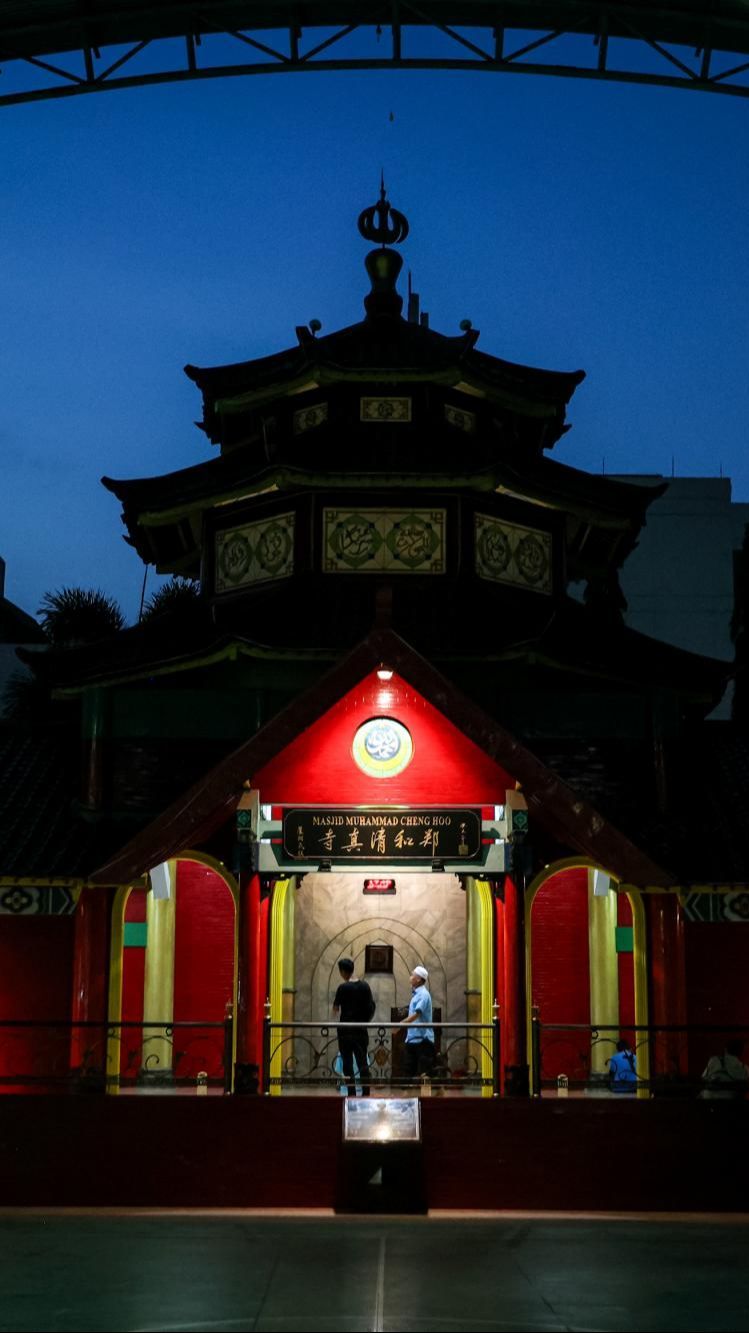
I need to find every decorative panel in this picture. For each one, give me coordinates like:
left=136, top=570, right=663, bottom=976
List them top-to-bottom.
left=360, top=396, right=412, bottom=422
left=293, top=402, right=328, bottom=435
left=445, top=403, right=476, bottom=433
left=323, top=508, right=445, bottom=574
left=215, top=512, right=295, bottom=593
left=475, top=513, right=552, bottom=595
left=0, top=885, right=77, bottom=915
left=682, top=892, right=749, bottom=923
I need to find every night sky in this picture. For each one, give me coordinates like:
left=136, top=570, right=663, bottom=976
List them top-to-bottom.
left=1, top=67, right=747, bottom=620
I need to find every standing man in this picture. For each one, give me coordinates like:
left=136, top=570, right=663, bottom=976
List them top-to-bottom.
left=333, top=957, right=375, bottom=1097
left=402, top=965, right=435, bottom=1082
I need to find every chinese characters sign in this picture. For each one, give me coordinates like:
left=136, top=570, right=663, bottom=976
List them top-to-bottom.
left=282, top=807, right=481, bottom=862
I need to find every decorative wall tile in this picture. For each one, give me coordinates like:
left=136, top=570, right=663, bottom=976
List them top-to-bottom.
left=360, top=397, right=412, bottom=423
left=293, top=402, right=328, bottom=435
left=444, top=403, right=476, bottom=433
left=324, top=508, right=445, bottom=574
left=215, top=512, right=295, bottom=593
left=475, top=513, right=552, bottom=595
left=0, top=885, right=77, bottom=915
left=682, top=891, right=749, bottom=923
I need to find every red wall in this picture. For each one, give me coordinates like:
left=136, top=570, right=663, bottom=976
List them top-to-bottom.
left=253, top=671, right=514, bottom=805
left=173, top=860, right=235, bottom=1079
left=531, top=867, right=590, bottom=1080
left=0, top=916, right=74, bottom=1091
left=685, top=922, right=749, bottom=1074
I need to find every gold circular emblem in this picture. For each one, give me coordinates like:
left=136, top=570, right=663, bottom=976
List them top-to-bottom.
left=352, top=718, right=413, bottom=779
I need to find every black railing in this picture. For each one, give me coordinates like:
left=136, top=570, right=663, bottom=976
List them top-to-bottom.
left=0, top=1014, right=234, bottom=1093
left=531, top=1018, right=749, bottom=1098
left=263, top=1019, right=500, bottom=1095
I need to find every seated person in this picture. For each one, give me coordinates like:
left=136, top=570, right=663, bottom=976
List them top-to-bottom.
left=608, top=1039, right=637, bottom=1093
left=700, top=1039, right=749, bottom=1099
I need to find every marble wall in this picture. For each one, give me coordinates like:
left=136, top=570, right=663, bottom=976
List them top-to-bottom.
left=293, top=872, right=466, bottom=1024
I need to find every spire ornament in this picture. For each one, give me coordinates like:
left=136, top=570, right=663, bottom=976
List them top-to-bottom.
left=358, top=176, right=410, bottom=247
left=359, top=177, right=408, bottom=319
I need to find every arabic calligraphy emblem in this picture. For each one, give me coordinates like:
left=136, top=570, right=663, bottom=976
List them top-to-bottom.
left=352, top=718, right=414, bottom=778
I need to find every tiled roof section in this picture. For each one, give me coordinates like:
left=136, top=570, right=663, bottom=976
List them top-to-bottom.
left=185, top=315, right=584, bottom=412
left=102, top=450, right=661, bottom=534
left=15, top=590, right=729, bottom=703
left=0, top=598, right=45, bottom=645
left=89, top=626, right=674, bottom=888
left=537, top=724, right=749, bottom=884
left=661, top=725, right=749, bottom=882
left=0, top=726, right=132, bottom=878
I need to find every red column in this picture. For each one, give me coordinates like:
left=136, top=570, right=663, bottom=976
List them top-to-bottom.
left=237, top=872, right=262, bottom=1066
left=236, top=873, right=271, bottom=1091
left=502, top=874, right=528, bottom=1094
left=70, top=887, right=112, bottom=1077
left=648, top=893, right=688, bottom=1079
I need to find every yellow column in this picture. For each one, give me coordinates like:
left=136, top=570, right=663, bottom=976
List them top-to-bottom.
left=142, top=860, right=177, bottom=1082
left=588, top=869, right=619, bottom=1077
left=282, top=873, right=296, bottom=1023
left=466, top=874, right=482, bottom=1023
left=466, top=876, right=495, bottom=1096
left=268, top=877, right=292, bottom=1095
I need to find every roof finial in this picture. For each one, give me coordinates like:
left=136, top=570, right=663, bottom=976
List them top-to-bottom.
left=358, top=178, right=409, bottom=249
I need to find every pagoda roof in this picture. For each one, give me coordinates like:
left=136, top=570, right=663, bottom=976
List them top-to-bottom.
left=185, top=315, right=585, bottom=429
left=102, top=453, right=663, bottom=569
left=19, top=590, right=729, bottom=708
left=89, top=627, right=673, bottom=889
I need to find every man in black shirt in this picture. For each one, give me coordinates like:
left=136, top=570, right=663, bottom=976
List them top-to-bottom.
left=333, top=958, right=375, bottom=1097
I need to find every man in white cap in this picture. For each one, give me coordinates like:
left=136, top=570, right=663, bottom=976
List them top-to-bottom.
left=401, top=965, right=435, bottom=1080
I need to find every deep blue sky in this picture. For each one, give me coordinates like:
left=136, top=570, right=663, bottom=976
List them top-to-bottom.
left=1, top=66, right=747, bottom=621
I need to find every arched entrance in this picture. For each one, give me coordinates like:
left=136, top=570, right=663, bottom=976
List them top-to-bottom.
left=107, top=853, right=238, bottom=1092
left=525, top=859, right=648, bottom=1094
left=266, top=870, right=496, bottom=1095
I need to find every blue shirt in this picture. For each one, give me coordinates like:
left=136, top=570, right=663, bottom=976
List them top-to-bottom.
left=405, top=984, right=434, bottom=1044
left=609, top=1049, right=637, bottom=1092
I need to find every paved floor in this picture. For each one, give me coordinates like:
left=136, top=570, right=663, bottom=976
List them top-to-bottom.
left=0, top=1213, right=748, bottom=1332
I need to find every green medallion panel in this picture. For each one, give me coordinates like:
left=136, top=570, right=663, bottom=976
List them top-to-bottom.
left=360, top=396, right=412, bottom=422
left=293, top=402, right=328, bottom=434
left=444, top=403, right=476, bottom=433
left=324, top=508, right=445, bottom=574
left=215, top=512, right=295, bottom=593
left=475, top=513, right=552, bottom=595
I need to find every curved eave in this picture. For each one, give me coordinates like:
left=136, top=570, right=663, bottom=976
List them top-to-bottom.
left=213, top=360, right=584, bottom=421
left=105, top=458, right=664, bottom=545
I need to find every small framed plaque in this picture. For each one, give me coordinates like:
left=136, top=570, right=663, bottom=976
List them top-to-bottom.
left=365, top=944, right=394, bottom=974
left=343, top=1098, right=421, bottom=1143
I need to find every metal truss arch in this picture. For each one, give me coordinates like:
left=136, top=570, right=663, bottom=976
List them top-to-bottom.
left=1, top=2, right=749, bottom=106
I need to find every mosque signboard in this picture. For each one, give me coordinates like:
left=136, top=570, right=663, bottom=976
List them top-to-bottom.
left=282, top=807, right=482, bottom=863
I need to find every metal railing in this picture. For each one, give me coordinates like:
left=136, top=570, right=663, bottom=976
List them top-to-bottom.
left=0, top=1015, right=234, bottom=1093
left=531, top=1018, right=749, bottom=1098
left=263, top=1019, right=500, bottom=1095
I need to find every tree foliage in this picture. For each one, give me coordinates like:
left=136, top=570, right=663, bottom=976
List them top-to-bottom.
left=140, top=576, right=200, bottom=623
left=37, top=587, right=126, bottom=646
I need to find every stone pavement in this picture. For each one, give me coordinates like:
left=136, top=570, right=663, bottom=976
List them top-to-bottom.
left=0, top=1212, right=747, bottom=1331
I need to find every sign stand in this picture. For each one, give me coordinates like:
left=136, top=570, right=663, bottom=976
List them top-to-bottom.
left=336, top=1098, right=426, bottom=1214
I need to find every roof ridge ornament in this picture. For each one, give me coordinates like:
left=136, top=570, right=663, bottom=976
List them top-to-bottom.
left=358, top=174, right=409, bottom=248
left=359, top=176, right=407, bottom=320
